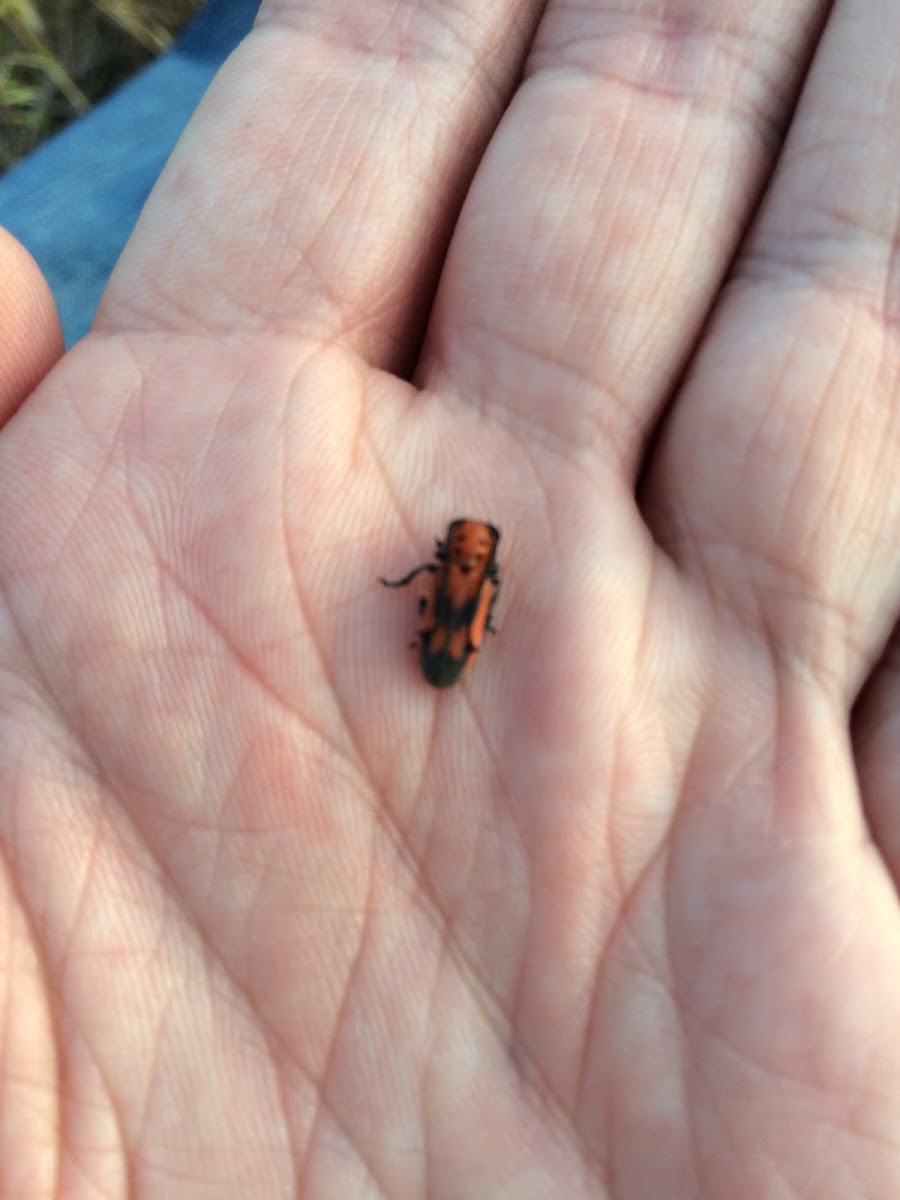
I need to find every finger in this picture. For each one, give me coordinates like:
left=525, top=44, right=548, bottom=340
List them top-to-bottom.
left=96, top=0, right=542, bottom=370
left=421, top=0, right=828, bottom=473
left=645, top=0, right=900, bottom=700
left=0, top=229, right=64, bottom=424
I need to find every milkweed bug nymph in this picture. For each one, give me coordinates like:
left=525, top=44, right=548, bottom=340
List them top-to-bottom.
left=379, top=519, right=501, bottom=688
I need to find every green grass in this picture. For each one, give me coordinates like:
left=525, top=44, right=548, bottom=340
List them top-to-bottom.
left=1, top=0, right=203, bottom=170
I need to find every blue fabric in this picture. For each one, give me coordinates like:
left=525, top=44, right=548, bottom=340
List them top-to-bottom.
left=0, top=0, right=261, bottom=346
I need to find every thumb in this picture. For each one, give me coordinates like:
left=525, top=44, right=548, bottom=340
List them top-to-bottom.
left=0, top=228, right=64, bottom=423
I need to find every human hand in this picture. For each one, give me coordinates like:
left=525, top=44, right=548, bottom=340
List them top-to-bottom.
left=2, top=1, right=900, bottom=1195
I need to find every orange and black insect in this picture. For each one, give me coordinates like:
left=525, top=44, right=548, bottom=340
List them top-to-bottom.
left=379, top=519, right=501, bottom=688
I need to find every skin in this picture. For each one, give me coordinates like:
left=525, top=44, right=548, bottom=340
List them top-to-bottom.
left=1, top=0, right=900, bottom=1195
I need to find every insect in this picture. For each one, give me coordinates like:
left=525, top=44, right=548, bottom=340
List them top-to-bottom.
left=379, top=519, right=501, bottom=688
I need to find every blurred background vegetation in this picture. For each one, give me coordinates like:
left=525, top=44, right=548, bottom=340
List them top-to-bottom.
left=1, top=0, right=203, bottom=170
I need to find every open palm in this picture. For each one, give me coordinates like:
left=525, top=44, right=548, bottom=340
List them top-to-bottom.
left=3, top=1, right=900, bottom=1196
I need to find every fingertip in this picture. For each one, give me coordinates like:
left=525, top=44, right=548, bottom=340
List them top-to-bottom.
left=0, top=227, right=65, bottom=424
